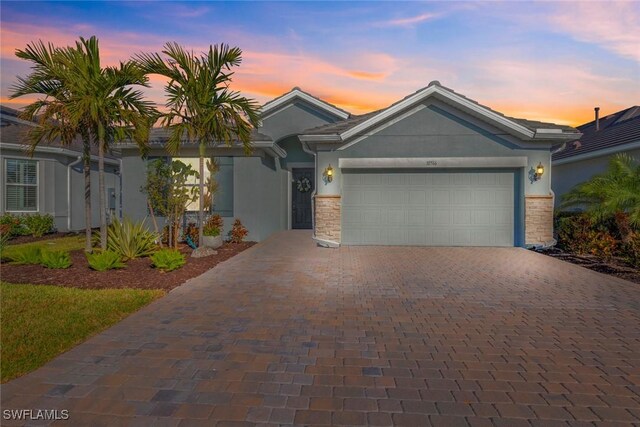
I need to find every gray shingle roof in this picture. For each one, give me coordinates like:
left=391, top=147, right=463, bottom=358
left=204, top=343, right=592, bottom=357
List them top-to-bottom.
left=301, top=81, right=578, bottom=137
left=553, top=106, right=640, bottom=161
left=145, top=127, right=272, bottom=145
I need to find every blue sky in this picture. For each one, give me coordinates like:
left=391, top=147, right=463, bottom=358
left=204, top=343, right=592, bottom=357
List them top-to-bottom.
left=1, top=1, right=639, bottom=125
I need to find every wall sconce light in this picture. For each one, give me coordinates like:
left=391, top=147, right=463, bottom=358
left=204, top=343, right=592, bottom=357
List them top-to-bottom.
left=535, top=162, right=544, bottom=180
left=323, top=164, right=334, bottom=183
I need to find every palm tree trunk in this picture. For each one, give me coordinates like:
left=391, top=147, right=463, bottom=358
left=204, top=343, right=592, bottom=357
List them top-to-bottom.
left=98, top=139, right=107, bottom=250
left=83, top=143, right=92, bottom=253
left=198, top=154, right=205, bottom=247
left=615, top=212, right=633, bottom=244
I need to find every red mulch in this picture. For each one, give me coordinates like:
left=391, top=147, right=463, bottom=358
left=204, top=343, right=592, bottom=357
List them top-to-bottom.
left=1, top=242, right=255, bottom=291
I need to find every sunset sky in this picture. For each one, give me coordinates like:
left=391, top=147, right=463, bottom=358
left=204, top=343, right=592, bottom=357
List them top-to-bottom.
left=1, top=1, right=639, bottom=126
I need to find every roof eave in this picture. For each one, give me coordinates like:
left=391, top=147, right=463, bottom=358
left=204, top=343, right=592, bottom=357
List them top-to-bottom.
left=260, top=89, right=350, bottom=120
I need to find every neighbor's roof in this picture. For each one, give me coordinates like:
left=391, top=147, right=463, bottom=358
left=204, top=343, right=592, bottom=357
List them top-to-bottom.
left=301, top=81, right=579, bottom=139
left=0, top=105, right=116, bottom=158
left=553, top=106, right=640, bottom=161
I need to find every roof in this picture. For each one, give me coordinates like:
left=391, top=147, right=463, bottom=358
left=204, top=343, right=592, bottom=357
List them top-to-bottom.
left=301, top=81, right=579, bottom=141
left=260, top=87, right=351, bottom=120
left=0, top=106, right=117, bottom=158
left=553, top=106, right=640, bottom=161
left=145, top=127, right=272, bottom=145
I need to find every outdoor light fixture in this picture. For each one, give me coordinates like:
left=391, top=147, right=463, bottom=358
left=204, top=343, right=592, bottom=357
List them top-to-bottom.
left=535, top=162, right=545, bottom=181
left=324, top=164, right=334, bottom=183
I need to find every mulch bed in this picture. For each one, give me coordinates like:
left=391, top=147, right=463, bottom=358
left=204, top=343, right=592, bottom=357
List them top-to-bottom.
left=1, top=242, right=255, bottom=291
left=539, top=248, right=640, bottom=284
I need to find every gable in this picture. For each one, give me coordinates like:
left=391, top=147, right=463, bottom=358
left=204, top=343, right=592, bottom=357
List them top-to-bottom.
left=260, top=101, right=341, bottom=141
left=340, top=101, right=548, bottom=158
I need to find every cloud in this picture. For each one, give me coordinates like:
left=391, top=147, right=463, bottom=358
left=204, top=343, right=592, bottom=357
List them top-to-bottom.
left=549, top=1, right=640, bottom=62
left=377, top=12, right=439, bottom=28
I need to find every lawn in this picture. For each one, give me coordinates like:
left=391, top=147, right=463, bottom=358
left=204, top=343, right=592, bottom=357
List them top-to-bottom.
left=1, top=235, right=85, bottom=260
left=0, top=282, right=164, bottom=383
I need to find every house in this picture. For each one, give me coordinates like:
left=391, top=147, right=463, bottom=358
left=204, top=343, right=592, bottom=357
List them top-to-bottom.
left=119, top=81, right=580, bottom=247
left=0, top=106, right=121, bottom=232
left=552, top=106, right=640, bottom=205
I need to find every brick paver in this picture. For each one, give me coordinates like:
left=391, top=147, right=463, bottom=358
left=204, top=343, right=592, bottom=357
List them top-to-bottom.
left=2, top=230, right=640, bottom=425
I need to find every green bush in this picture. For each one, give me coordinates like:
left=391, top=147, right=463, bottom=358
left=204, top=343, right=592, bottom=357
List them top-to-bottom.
left=0, top=214, right=28, bottom=237
left=22, top=214, right=54, bottom=238
left=97, top=218, right=158, bottom=261
left=624, top=233, right=640, bottom=268
left=7, top=246, right=42, bottom=265
left=151, top=249, right=186, bottom=272
left=41, top=250, right=72, bottom=269
left=86, top=250, right=126, bottom=271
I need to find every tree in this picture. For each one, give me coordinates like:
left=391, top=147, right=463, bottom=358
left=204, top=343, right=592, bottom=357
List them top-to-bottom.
left=55, top=36, right=156, bottom=250
left=10, top=41, right=94, bottom=252
left=135, top=43, right=259, bottom=246
left=561, top=153, right=640, bottom=243
left=142, top=158, right=198, bottom=248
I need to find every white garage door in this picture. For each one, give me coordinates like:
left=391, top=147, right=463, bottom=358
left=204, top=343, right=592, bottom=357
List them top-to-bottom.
left=342, top=171, right=514, bottom=246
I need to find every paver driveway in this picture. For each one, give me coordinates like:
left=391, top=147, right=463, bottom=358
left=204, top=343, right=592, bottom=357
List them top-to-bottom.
left=2, top=230, right=640, bottom=426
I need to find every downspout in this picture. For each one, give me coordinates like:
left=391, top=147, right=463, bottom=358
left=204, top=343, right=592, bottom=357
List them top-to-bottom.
left=67, top=156, right=83, bottom=231
left=117, top=158, right=123, bottom=220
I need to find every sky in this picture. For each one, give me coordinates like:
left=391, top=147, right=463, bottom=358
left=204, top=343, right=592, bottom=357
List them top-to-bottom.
left=1, top=1, right=639, bottom=126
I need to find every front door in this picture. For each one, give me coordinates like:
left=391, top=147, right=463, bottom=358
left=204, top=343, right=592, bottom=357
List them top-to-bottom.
left=292, top=168, right=314, bottom=229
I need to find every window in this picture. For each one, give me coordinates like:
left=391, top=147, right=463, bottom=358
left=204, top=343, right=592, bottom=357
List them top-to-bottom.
left=212, top=157, right=234, bottom=217
left=5, top=159, right=38, bottom=212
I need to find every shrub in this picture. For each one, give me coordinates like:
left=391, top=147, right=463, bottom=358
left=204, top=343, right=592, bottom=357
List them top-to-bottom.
left=0, top=214, right=28, bottom=237
left=22, top=214, right=54, bottom=238
left=203, top=214, right=223, bottom=237
left=98, top=218, right=158, bottom=261
left=228, top=219, right=248, bottom=243
left=183, top=222, right=199, bottom=246
left=0, top=225, right=12, bottom=254
left=587, top=231, right=618, bottom=260
left=624, top=233, right=640, bottom=268
left=7, top=246, right=42, bottom=265
left=151, top=249, right=186, bottom=272
left=41, top=250, right=72, bottom=269
left=86, top=250, right=126, bottom=271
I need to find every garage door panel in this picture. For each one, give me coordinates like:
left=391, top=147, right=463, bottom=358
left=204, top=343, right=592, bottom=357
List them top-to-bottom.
left=342, top=171, right=515, bottom=246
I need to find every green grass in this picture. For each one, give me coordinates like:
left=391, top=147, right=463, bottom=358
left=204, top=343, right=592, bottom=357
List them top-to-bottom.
left=1, top=236, right=85, bottom=260
left=0, top=282, right=164, bottom=383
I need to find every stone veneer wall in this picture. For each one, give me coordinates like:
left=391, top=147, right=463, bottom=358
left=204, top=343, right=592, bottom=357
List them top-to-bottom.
left=525, top=194, right=554, bottom=245
left=314, top=195, right=341, bottom=243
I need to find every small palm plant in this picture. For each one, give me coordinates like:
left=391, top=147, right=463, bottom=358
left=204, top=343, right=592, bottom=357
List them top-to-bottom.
left=135, top=43, right=259, bottom=247
left=561, top=154, right=640, bottom=243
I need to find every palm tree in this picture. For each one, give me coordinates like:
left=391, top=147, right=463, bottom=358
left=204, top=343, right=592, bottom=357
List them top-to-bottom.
left=55, top=37, right=156, bottom=249
left=10, top=41, right=94, bottom=252
left=135, top=43, right=259, bottom=246
left=561, top=153, right=640, bottom=243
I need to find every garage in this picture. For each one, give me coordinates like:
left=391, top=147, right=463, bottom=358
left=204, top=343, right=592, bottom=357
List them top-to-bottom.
left=341, top=170, right=516, bottom=246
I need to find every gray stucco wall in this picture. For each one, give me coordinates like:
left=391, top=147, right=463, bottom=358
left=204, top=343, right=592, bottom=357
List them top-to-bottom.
left=260, top=101, right=339, bottom=142
left=315, top=102, right=552, bottom=197
left=0, top=146, right=120, bottom=232
left=552, top=148, right=640, bottom=207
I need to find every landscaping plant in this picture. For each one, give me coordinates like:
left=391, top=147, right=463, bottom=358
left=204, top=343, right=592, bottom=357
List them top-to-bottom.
left=136, top=43, right=259, bottom=247
left=0, top=214, right=28, bottom=238
left=22, top=214, right=54, bottom=238
left=203, top=214, right=223, bottom=237
left=97, top=218, right=158, bottom=261
left=229, top=219, right=248, bottom=243
left=183, top=222, right=199, bottom=246
left=7, top=246, right=42, bottom=265
left=151, top=248, right=186, bottom=272
left=41, top=250, right=72, bottom=269
left=86, top=250, right=126, bottom=271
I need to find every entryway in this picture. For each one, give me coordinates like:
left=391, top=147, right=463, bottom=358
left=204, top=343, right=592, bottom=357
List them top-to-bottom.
left=291, top=168, right=314, bottom=229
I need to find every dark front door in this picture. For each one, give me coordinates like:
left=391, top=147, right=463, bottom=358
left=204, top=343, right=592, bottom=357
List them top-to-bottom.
left=292, top=168, right=314, bottom=229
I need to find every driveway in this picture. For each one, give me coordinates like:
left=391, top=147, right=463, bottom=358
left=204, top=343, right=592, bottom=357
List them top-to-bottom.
left=2, top=230, right=640, bottom=426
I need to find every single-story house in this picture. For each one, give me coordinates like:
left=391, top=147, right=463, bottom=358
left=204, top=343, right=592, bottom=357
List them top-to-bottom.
left=119, top=81, right=581, bottom=247
left=0, top=106, right=121, bottom=232
left=552, top=106, right=640, bottom=206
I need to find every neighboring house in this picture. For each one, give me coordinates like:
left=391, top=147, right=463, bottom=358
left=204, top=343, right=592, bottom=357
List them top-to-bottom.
left=120, top=82, right=580, bottom=247
left=0, top=106, right=121, bottom=232
left=552, top=106, right=640, bottom=206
